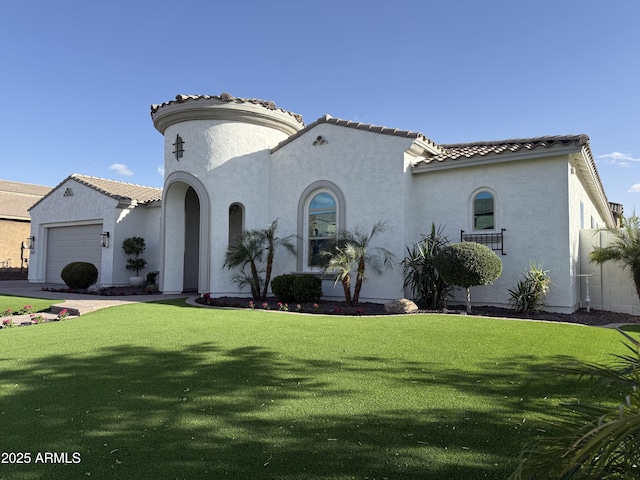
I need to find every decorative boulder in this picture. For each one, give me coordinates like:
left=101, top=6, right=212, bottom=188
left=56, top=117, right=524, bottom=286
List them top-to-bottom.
left=384, top=298, right=419, bottom=314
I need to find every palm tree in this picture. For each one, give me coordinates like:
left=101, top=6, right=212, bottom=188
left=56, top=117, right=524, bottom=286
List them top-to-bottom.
left=589, top=212, right=640, bottom=301
left=261, top=219, right=297, bottom=300
left=224, top=220, right=297, bottom=301
left=324, top=221, right=394, bottom=306
left=224, top=228, right=265, bottom=300
left=323, top=244, right=355, bottom=306
left=510, top=331, right=640, bottom=479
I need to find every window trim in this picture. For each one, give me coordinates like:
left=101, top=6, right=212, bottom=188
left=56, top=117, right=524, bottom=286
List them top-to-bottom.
left=297, top=181, right=345, bottom=271
left=470, top=188, right=497, bottom=232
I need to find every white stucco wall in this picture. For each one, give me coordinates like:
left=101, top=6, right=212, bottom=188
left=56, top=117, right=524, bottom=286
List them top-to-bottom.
left=161, top=119, right=292, bottom=294
left=269, top=124, right=415, bottom=302
left=407, top=156, right=576, bottom=311
left=29, top=179, right=161, bottom=286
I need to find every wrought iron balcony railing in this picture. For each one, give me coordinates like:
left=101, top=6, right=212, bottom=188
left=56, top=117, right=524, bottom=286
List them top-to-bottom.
left=460, top=228, right=506, bottom=255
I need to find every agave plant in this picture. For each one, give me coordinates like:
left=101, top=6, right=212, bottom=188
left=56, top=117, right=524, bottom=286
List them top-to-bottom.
left=508, top=263, right=551, bottom=315
left=510, top=330, right=640, bottom=479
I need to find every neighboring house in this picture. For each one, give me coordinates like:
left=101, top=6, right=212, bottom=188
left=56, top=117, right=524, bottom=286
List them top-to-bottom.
left=29, top=93, right=621, bottom=312
left=28, top=174, right=161, bottom=286
left=0, top=180, right=51, bottom=270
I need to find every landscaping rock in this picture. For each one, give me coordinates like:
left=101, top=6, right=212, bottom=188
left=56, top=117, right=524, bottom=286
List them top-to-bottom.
left=384, top=298, right=419, bottom=314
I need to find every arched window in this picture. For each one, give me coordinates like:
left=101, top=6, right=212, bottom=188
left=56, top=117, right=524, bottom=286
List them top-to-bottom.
left=297, top=181, right=345, bottom=271
left=473, top=191, right=494, bottom=230
left=308, top=192, right=336, bottom=266
left=228, top=203, right=243, bottom=247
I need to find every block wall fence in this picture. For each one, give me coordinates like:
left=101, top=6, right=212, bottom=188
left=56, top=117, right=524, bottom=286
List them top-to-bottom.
left=579, top=229, right=640, bottom=315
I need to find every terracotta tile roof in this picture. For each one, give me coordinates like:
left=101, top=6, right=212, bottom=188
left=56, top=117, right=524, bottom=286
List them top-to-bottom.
left=151, top=92, right=305, bottom=125
left=271, top=114, right=444, bottom=153
left=422, top=134, right=591, bottom=163
left=29, top=174, right=162, bottom=212
left=0, top=180, right=52, bottom=220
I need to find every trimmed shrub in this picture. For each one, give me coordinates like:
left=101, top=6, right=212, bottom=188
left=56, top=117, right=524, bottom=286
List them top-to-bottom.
left=434, top=242, right=502, bottom=313
left=61, top=262, right=98, bottom=289
left=271, top=274, right=323, bottom=303
left=271, top=274, right=296, bottom=303
left=292, top=274, right=322, bottom=303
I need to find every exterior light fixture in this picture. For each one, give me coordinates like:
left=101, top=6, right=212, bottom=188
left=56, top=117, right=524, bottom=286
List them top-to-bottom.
left=100, top=232, right=110, bottom=248
left=26, top=236, right=35, bottom=253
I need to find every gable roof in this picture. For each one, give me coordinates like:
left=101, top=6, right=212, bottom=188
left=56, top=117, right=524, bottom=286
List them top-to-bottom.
left=270, top=114, right=445, bottom=155
left=29, top=174, right=162, bottom=211
left=0, top=180, right=52, bottom=220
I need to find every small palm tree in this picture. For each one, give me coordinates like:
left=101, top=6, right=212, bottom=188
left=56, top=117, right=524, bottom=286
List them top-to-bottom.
left=589, top=212, right=640, bottom=301
left=224, top=220, right=297, bottom=301
left=261, top=220, right=297, bottom=300
left=324, top=221, right=394, bottom=306
left=224, top=229, right=265, bottom=300
left=323, top=244, right=355, bottom=306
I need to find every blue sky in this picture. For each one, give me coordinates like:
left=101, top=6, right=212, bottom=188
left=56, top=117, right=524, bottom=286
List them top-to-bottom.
left=2, top=0, right=639, bottom=216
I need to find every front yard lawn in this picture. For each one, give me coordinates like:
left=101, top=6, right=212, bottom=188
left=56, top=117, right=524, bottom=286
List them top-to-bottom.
left=0, top=298, right=631, bottom=479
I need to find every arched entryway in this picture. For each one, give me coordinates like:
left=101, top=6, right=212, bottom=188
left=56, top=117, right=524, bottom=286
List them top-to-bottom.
left=161, top=173, right=210, bottom=294
left=183, top=187, right=200, bottom=291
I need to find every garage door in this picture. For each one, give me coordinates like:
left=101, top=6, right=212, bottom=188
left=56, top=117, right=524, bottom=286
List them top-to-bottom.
left=46, top=224, right=103, bottom=283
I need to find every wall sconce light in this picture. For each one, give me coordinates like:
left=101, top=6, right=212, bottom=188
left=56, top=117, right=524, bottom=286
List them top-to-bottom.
left=100, top=232, right=110, bottom=248
left=26, top=236, right=35, bottom=253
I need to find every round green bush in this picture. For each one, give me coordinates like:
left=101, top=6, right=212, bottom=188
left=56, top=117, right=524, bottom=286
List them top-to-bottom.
left=434, top=242, right=502, bottom=288
left=60, top=262, right=99, bottom=289
left=271, top=274, right=296, bottom=303
left=271, top=274, right=323, bottom=303
left=292, top=274, right=322, bottom=303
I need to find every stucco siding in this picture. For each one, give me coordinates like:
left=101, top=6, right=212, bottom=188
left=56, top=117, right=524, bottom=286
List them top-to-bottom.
left=268, top=124, right=415, bottom=301
left=408, top=156, right=575, bottom=311
left=0, top=219, right=30, bottom=269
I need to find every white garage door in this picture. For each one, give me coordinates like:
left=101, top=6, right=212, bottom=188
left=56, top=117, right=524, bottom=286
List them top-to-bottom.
left=46, top=224, right=103, bottom=283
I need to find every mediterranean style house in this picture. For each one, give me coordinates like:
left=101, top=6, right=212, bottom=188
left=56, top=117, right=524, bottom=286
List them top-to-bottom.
left=28, top=92, right=628, bottom=313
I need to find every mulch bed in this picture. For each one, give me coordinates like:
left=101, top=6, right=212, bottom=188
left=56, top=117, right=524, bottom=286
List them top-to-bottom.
left=196, top=296, right=640, bottom=326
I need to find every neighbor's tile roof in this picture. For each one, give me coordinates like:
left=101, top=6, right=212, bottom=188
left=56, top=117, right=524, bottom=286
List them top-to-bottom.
left=151, top=92, right=305, bottom=125
left=271, top=114, right=444, bottom=153
left=29, top=174, right=162, bottom=211
left=0, top=180, right=52, bottom=220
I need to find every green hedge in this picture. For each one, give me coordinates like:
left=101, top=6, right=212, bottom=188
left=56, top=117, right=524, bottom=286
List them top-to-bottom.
left=271, top=274, right=322, bottom=303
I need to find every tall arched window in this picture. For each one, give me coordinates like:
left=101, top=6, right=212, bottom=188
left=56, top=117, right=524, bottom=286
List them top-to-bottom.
left=297, top=181, right=345, bottom=271
left=473, top=191, right=494, bottom=230
left=308, top=192, right=336, bottom=266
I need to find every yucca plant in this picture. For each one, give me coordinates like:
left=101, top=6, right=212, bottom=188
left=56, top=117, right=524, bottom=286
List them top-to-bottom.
left=401, top=223, right=453, bottom=309
left=508, top=263, right=550, bottom=315
left=510, top=330, right=640, bottom=479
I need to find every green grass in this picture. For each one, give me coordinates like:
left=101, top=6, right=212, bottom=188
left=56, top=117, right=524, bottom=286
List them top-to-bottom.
left=0, top=295, right=60, bottom=315
left=0, top=298, right=632, bottom=479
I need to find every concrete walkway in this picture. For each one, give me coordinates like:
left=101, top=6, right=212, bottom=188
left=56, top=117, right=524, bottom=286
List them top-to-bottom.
left=0, top=280, right=194, bottom=322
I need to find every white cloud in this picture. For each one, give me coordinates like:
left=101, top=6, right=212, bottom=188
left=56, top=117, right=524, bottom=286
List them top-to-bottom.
left=597, top=151, right=640, bottom=167
left=109, top=163, right=133, bottom=176
left=157, top=165, right=164, bottom=176
left=628, top=184, right=640, bottom=193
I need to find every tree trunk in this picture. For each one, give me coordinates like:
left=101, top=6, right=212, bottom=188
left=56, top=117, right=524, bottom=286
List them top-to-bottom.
left=262, top=249, right=274, bottom=300
left=353, top=257, right=366, bottom=304
left=250, top=260, right=261, bottom=301
left=342, top=274, right=353, bottom=307
left=466, top=287, right=471, bottom=314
